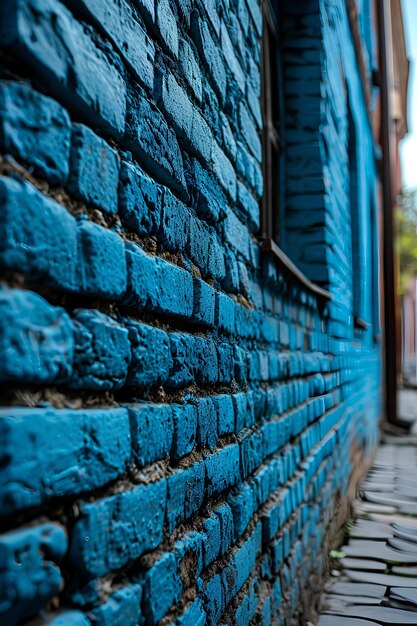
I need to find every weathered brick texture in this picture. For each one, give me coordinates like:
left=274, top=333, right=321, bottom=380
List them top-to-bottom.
left=0, top=0, right=381, bottom=624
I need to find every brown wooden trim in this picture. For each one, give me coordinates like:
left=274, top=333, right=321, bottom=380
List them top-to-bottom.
left=261, top=238, right=333, bottom=301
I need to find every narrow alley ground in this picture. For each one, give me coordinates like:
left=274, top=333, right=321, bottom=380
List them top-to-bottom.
left=316, top=389, right=417, bottom=624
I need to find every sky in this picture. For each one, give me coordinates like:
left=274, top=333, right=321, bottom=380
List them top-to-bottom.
left=400, top=0, right=417, bottom=190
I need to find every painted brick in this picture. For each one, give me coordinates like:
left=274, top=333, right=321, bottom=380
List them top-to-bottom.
left=0, top=0, right=126, bottom=138
left=67, top=0, right=154, bottom=90
left=155, top=0, right=179, bottom=57
left=191, top=12, right=227, bottom=102
left=220, top=21, right=245, bottom=92
left=179, top=38, right=203, bottom=103
left=158, top=72, right=213, bottom=164
left=0, top=80, right=71, bottom=184
left=126, top=86, right=186, bottom=195
left=239, top=102, right=261, bottom=161
left=69, top=125, right=119, bottom=214
left=211, top=141, right=237, bottom=200
left=190, top=158, right=226, bottom=223
left=119, top=161, right=162, bottom=236
left=0, top=176, right=78, bottom=292
left=237, top=180, right=260, bottom=231
left=159, top=188, right=190, bottom=252
left=223, top=209, right=251, bottom=261
left=76, top=218, right=127, bottom=299
left=125, top=245, right=193, bottom=319
left=193, top=278, right=216, bottom=326
left=0, top=288, right=73, bottom=385
left=215, top=292, right=236, bottom=334
left=70, top=309, right=130, bottom=390
left=125, top=321, right=172, bottom=388
left=168, top=333, right=197, bottom=387
left=194, top=337, right=219, bottom=384
left=212, top=394, right=235, bottom=436
left=196, top=397, right=218, bottom=451
left=171, top=403, right=197, bottom=459
left=128, top=404, right=173, bottom=466
left=0, top=406, right=130, bottom=514
left=205, top=444, right=240, bottom=497
left=70, top=479, right=167, bottom=577
left=214, top=503, right=235, bottom=555
left=202, top=514, right=221, bottom=567
left=0, top=523, right=67, bottom=625
left=142, top=552, right=182, bottom=624
left=88, top=584, right=142, bottom=626
left=174, top=598, right=206, bottom=626
left=46, top=612, right=91, bottom=626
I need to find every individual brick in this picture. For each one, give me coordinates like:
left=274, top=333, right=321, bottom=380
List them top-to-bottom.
left=0, top=0, right=126, bottom=138
left=67, top=0, right=154, bottom=90
left=155, top=0, right=179, bottom=57
left=190, top=12, right=227, bottom=102
left=220, top=21, right=245, bottom=92
left=179, top=38, right=203, bottom=103
left=158, top=72, right=213, bottom=164
left=0, top=80, right=71, bottom=184
left=126, top=86, right=187, bottom=196
left=239, top=102, right=261, bottom=162
left=220, top=111, right=237, bottom=161
left=68, top=125, right=119, bottom=214
left=211, top=141, right=237, bottom=200
left=236, top=141, right=263, bottom=199
left=190, top=158, right=226, bottom=223
left=119, top=161, right=162, bottom=236
left=0, top=176, right=78, bottom=291
left=237, top=181, right=260, bottom=232
left=159, top=188, right=190, bottom=252
left=223, top=209, right=251, bottom=262
left=76, top=218, right=127, bottom=299
left=125, top=245, right=194, bottom=320
left=193, top=278, right=216, bottom=326
left=0, top=288, right=73, bottom=385
left=215, top=293, right=235, bottom=334
left=70, top=309, right=131, bottom=390
left=125, top=321, right=172, bottom=388
left=167, top=333, right=196, bottom=387
left=194, top=337, right=219, bottom=385
left=217, top=342, right=234, bottom=383
left=212, top=394, right=235, bottom=436
left=196, top=397, right=218, bottom=452
left=128, top=404, right=173, bottom=467
left=171, top=404, right=197, bottom=460
left=0, top=406, right=130, bottom=515
left=239, top=430, right=264, bottom=478
left=205, top=444, right=240, bottom=498
left=183, top=461, right=205, bottom=518
left=166, top=470, right=188, bottom=532
left=70, top=479, right=167, bottom=577
left=213, top=503, right=234, bottom=555
left=202, top=514, right=221, bottom=567
left=0, top=523, right=67, bottom=625
left=221, top=523, right=262, bottom=605
left=142, top=552, right=182, bottom=624
left=201, top=573, right=224, bottom=625
left=88, top=584, right=142, bottom=626
left=174, top=598, right=206, bottom=626
left=44, top=611, right=91, bottom=626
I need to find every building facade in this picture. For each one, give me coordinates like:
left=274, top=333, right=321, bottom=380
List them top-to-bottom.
left=0, top=0, right=402, bottom=624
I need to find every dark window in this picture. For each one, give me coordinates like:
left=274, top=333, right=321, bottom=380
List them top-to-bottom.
left=261, top=0, right=284, bottom=242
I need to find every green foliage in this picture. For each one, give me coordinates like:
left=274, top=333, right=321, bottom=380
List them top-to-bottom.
left=396, top=190, right=417, bottom=295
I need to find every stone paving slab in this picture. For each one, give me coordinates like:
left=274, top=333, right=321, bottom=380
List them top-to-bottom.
left=316, top=443, right=417, bottom=625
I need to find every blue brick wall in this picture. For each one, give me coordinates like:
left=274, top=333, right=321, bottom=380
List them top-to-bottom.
left=0, top=0, right=381, bottom=624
